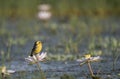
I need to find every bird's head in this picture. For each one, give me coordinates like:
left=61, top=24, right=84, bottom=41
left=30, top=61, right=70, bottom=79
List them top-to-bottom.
left=35, top=41, right=42, bottom=45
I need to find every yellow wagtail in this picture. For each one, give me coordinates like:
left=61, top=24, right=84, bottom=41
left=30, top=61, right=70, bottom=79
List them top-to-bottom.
left=30, top=41, right=42, bottom=56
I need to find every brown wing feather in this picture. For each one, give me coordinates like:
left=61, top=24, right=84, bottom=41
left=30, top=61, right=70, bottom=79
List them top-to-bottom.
left=30, top=43, right=37, bottom=56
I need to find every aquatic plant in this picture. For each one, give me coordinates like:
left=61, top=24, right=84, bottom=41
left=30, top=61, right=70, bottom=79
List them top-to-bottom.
left=108, top=37, right=120, bottom=71
left=25, top=52, right=47, bottom=79
left=77, top=54, right=101, bottom=79
left=0, top=66, right=15, bottom=79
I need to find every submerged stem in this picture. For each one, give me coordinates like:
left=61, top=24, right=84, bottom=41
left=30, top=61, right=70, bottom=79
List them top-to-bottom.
left=35, top=55, right=46, bottom=79
left=87, top=61, right=94, bottom=77
left=1, top=73, right=5, bottom=79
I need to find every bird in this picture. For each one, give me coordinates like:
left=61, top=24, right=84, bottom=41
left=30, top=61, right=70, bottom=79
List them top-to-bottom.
left=30, top=41, right=42, bottom=56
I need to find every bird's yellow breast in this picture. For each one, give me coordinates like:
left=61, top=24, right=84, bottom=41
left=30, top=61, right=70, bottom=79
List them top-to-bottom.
left=34, top=42, right=42, bottom=54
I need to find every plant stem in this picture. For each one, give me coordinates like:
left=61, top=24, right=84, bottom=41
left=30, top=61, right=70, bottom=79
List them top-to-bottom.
left=7, top=41, right=11, bottom=60
left=35, top=56, right=46, bottom=79
left=87, top=61, right=94, bottom=77
left=1, top=73, right=5, bottom=79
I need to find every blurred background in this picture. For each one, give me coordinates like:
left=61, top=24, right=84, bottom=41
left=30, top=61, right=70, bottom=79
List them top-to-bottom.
left=0, top=0, right=120, bottom=62
left=0, top=0, right=120, bottom=79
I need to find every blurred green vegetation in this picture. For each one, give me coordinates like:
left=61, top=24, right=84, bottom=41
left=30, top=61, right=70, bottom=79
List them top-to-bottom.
left=0, top=0, right=120, bottom=19
left=0, top=0, right=120, bottom=61
left=0, top=1, right=120, bottom=78
left=60, top=74, right=75, bottom=79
